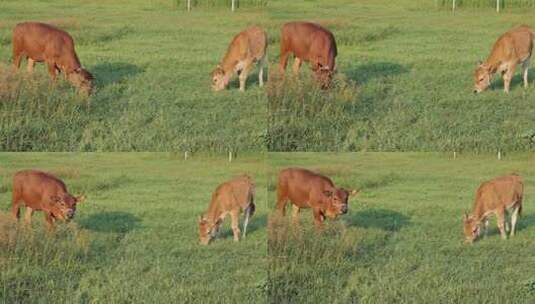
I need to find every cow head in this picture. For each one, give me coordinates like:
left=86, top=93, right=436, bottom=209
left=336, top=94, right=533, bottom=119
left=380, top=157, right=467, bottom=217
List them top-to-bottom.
left=473, top=61, right=491, bottom=93
left=313, top=64, right=335, bottom=89
left=211, top=65, right=229, bottom=91
left=68, top=67, right=94, bottom=95
left=323, top=188, right=359, bottom=219
left=48, top=194, right=85, bottom=222
left=462, top=213, right=480, bottom=244
left=198, top=215, right=221, bottom=245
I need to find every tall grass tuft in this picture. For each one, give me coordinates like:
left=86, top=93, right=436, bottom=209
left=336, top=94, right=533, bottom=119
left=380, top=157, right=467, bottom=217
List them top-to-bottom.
left=0, top=64, right=91, bottom=151
left=267, top=66, right=362, bottom=151
left=0, top=212, right=92, bottom=302
left=268, top=213, right=361, bottom=303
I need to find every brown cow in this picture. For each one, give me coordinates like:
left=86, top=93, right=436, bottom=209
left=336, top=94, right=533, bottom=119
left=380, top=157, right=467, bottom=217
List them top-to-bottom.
left=279, top=21, right=337, bottom=88
left=12, top=22, right=94, bottom=95
left=474, top=25, right=534, bottom=93
left=211, top=26, right=267, bottom=92
left=275, top=168, right=358, bottom=227
left=11, top=170, right=85, bottom=229
left=463, top=174, right=523, bottom=244
left=198, top=175, right=255, bottom=245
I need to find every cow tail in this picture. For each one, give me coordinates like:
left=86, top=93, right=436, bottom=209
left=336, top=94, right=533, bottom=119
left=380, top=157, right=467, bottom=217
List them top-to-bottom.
left=242, top=185, right=256, bottom=238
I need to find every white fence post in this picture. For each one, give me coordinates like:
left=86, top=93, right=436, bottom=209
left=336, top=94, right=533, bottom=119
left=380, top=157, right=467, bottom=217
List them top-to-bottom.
left=187, top=0, right=191, bottom=11
left=231, top=0, right=236, bottom=12
left=452, top=0, right=456, bottom=14
left=497, top=0, right=500, bottom=12
left=184, top=151, right=189, bottom=160
left=229, top=151, right=233, bottom=162
left=453, top=151, right=457, bottom=160
left=497, top=151, right=502, bottom=160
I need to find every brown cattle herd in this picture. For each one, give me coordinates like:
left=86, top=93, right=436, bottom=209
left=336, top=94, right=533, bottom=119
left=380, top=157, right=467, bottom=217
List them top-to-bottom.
left=5, top=20, right=533, bottom=244
left=7, top=166, right=525, bottom=245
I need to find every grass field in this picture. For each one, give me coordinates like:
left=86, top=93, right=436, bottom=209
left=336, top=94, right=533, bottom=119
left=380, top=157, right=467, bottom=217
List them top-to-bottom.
left=0, top=0, right=267, bottom=152
left=267, top=0, right=535, bottom=152
left=267, top=152, right=535, bottom=303
left=0, top=153, right=267, bottom=303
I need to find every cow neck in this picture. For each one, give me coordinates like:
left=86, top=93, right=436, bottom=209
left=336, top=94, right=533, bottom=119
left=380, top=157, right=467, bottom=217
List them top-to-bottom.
left=484, top=55, right=501, bottom=74
left=205, top=201, right=223, bottom=224
left=470, top=202, right=486, bottom=224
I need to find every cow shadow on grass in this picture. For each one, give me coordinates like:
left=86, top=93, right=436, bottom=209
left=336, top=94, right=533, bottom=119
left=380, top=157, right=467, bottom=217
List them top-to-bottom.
left=91, top=62, right=144, bottom=88
left=344, top=62, right=409, bottom=85
left=346, top=208, right=411, bottom=232
left=77, top=211, right=142, bottom=233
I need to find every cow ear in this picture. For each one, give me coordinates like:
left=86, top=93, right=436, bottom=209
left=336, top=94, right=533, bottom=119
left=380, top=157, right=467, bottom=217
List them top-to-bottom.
left=323, top=190, right=333, bottom=198
left=75, top=195, right=86, bottom=203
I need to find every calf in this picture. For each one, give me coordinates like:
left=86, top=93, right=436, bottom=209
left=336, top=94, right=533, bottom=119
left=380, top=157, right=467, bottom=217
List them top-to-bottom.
left=279, top=21, right=337, bottom=88
left=12, top=22, right=94, bottom=95
left=474, top=25, right=534, bottom=93
left=211, top=26, right=267, bottom=91
left=275, top=168, right=358, bottom=227
left=11, top=170, right=85, bottom=229
left=463, top=174, right=523, bottom=243
left=198, top=175, right=255, bottom=245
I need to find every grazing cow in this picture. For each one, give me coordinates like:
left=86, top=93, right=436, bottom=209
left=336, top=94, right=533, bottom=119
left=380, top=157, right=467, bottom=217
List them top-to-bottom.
left=279, top=21, right=337, bottom=88
left=12, top=22, right=94, bottom=95
left=474, top=25, right=534, bottom=93
left=211, top=26, right=267, bottom=91
left=275, top=168, right=358, bottom=227
left=11, top=170, right=85, bottom=229
left=463, top=174, right=523, bottom=244
left=198, top=175, right=255, bottom=245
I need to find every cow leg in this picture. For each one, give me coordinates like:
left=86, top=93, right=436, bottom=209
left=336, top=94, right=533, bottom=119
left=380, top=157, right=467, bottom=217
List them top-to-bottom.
left=12, top=46, right=23, bottom=71
left=279, top=46, right=289, bottom=74
left=258, top=55, right=266, bottom=87
left=292, top=57, right=302, bottom=77
left=26, top=58, right=35, bottom=74
left=522, top=60, right=530, bottom=89
left=46, top=61, right=59, bottom=81
left=239, top=64, right=251, bottom=92
left=502, top=66, right=515, bottom=93
left=11, top=191, right=22, bottom=221
left=275, top=192, right=288, bottom=216
left=291, top=205, right=300, bottom=225
left=510, top=205, right=520, bottom=237
left=23, top=207, right=33, bottom=226
left=312, top=209, right=325, bottom=228
left=496, top=209, right=507, bottom=240
left=230, top=210, right=241, bottom=242
left=43, top=212, right=56, bottom=232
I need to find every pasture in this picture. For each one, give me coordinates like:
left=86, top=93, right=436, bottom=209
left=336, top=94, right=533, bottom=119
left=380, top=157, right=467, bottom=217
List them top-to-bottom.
left=0, top=0, right=267, bottom=152
left=267, top=0, right=535, bottom=152
left=268, top=152, right=535, bottom=303
left=0, top=153, right=267, bottom=303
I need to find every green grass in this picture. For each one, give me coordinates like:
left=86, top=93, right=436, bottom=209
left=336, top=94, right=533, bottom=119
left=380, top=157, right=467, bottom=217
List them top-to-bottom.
left=0, top=0, right=267, bottom=152
left=268, top=0, right=535, bottom=152
left=0, top=152, right=267, bottom=303
left=267, top=152, right=535, bottom=303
